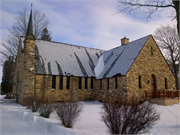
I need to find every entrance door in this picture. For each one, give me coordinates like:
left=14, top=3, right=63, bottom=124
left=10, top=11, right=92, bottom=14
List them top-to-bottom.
left=151, top=74, right=156, bottom=90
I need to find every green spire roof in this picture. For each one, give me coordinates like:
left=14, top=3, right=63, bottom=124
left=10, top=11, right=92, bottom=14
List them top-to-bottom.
left=26, top=9, right=33, bottom=37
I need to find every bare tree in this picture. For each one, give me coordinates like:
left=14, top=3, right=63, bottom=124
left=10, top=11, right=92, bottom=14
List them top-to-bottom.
left=118, top=0, right=179, bottom=33
left=0, top=8, right=49, bottom=63
left=154, top=25, right=179, bottom=89
left=101, top=98, right=160, bottom=134
left=54, top=102, right=83, bottom=128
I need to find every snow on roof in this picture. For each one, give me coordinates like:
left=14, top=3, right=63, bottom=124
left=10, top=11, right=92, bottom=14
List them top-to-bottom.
left=20, top=35, right=151, bottom=78
left=95, top=35, right=151, bottom=79
left=24, top=38, right=105, bottom=77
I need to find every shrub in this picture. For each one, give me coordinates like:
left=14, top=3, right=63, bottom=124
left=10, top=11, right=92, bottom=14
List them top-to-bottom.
left=23, top=96, right=41, bottom=112
left=101, top=98, right=160, bottom=134
left=38, top=102, right=53, bottom=118
left=54, top=102, right=83, bottom=128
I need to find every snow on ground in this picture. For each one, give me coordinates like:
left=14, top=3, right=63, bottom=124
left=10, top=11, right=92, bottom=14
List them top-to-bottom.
left=0, top=96, right=180, bottom=135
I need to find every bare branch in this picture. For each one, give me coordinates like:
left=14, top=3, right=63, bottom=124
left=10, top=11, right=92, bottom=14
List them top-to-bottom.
left=0, top=8, right=50, bottom=63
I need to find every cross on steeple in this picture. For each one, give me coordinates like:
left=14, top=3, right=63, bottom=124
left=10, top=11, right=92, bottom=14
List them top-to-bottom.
left=26, top=4, right=34, bottom=37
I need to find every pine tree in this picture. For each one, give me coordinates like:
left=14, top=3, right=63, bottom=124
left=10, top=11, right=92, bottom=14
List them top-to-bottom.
left=40, top=28, right=51, bottom=41
left=1, top=56, right=15, bottom=96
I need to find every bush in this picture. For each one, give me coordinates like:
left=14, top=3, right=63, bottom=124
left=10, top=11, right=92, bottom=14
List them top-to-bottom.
left=23, top=96, right=41, bottom=112
left=101, top=98, right=160, bottom=134
left=38, top=102, right=53, bottom=118
left=54, top=102, right=83, bottom=128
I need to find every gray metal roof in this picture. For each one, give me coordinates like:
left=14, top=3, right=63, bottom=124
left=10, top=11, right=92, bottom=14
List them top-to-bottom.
left=20, top=35, right=151, bottom=78
left=95, top=35, right=151, bottom=79
left=19, top=37, right=104, bottom=77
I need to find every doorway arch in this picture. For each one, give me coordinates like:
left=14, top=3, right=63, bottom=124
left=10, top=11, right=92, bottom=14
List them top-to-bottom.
left=151, top=74, right=156, bottom=90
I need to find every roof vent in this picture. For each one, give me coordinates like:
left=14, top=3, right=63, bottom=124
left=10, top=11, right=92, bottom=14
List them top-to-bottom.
left=121, top=37, right=129, bottom=45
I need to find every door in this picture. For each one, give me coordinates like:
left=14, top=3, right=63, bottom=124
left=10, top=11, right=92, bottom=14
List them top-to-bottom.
left=151, top=74, right=156, bottom=90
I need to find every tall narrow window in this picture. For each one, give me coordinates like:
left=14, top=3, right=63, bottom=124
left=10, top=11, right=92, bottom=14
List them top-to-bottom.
left=151, top=46, right=153, bottom=55
left=52, top=75, right=56, bottom=89
left=59, top=76, right=63, bottom=89
left=66, top=76, right=70, bottom=89
left=139, top=76, right=142, bottom=88
left=79, top=77, right=82, bottom=89
left=85, top=77, right=88, bottom=90
left=115, top=77, right=118, bottom=89
left=91, top=78, right=94, bottom=90
left=107, top=78, right=109, bottom=89
left=165, top=78, right=168, bottom=89
left=100, top=79, right=102, bottom=90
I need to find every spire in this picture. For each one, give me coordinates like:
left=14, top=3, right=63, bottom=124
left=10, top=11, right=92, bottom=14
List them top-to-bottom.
left=26, top=4, right=33, bottom=37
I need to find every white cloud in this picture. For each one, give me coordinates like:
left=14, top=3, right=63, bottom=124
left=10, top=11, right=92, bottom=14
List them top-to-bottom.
left=0, top=0, right=177, bottom=82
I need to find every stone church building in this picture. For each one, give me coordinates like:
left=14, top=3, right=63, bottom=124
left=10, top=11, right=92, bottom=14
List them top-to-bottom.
left=12, top=9, right=176, bottom=104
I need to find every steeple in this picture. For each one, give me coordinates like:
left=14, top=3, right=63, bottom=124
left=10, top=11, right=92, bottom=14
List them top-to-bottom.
left=26, top=4, right=34, bottom=37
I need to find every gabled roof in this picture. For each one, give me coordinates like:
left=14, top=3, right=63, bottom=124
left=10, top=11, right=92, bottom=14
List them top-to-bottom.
left=95, top=35, right=151, bottom=79
left=20, top=37, right=104, bottom=77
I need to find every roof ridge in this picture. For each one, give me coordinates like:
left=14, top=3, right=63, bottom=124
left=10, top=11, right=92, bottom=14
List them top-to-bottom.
left=102, top=34, right=151, bottom=53
left=20, top=36, right=104, bottom=51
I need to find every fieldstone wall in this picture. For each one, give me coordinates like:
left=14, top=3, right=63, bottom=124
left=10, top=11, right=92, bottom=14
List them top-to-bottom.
left=126, top=36, right=176, bottom=102
left=13, top=39, right=25, bottom=102
left=34, top=75, right=95, bottom=103
left=94, top=76, right=128, bottom=102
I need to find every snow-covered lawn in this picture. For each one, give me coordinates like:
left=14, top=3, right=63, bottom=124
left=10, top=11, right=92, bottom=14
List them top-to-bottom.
left=0, top=94, right=180, bottom=135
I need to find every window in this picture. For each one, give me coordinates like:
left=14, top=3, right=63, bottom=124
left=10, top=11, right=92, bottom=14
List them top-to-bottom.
left=151, top=46, right=153, bottom=55
left=52, top=75, right=56, bottom=89
left=59, top=76, right=63, bottom=89
left=66, top=76, right=70, bottom=89
left=139, top=76, right=142, bottom=88
left=78, top=77, right=82, bottom=89
left=85, top=77, right=88, bottom=90
left=115, top=77, right=118, bottom=89
left=91, top=78, right=94, bottom=90
left=107, top=78, right=109, bottom=89
left=165, top=78, right=168, bottom=89
left=100, top=79, right=102, bottom=89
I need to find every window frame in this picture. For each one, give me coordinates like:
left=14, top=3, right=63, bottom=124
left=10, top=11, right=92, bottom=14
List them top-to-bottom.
left=52, top=75, right=56, bottom=89
left=59, top=76, right=63, bottom=90
left=66, top=76, right=70, bottom=90
left=139, top=76, right=142, bottom=88
left=78, top=77, right=82, bottom=90
left=85, top=77, right=88, bottom=90
left=115, top=77, right=118, bottom=89
left=91, top=78, right=94, bottom=90
left=107, top=78, right=109, bottom=89
left=165, top=78, right=168, bottom=89
left=100, top=79, right=102, bottom=90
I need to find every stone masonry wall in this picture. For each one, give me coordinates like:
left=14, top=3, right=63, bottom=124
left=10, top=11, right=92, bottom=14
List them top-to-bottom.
left=13, top=36, right=36, bottom=105
left=126, top=36, right=176, bottom=102
left=13, top=39, right=25, bottom=102
left=35, top=75, right=95, bottom=103
left=94, top=76, right=128, bottom=102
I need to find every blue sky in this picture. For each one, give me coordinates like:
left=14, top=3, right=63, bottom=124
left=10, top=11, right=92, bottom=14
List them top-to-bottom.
left=0, top=0, right=176, bottom=82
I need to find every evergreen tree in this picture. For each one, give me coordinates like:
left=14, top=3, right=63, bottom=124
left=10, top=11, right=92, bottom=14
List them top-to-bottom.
left=40, top=28, right=52, bottom=41
left=1, top=56, right=15, bottom=95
